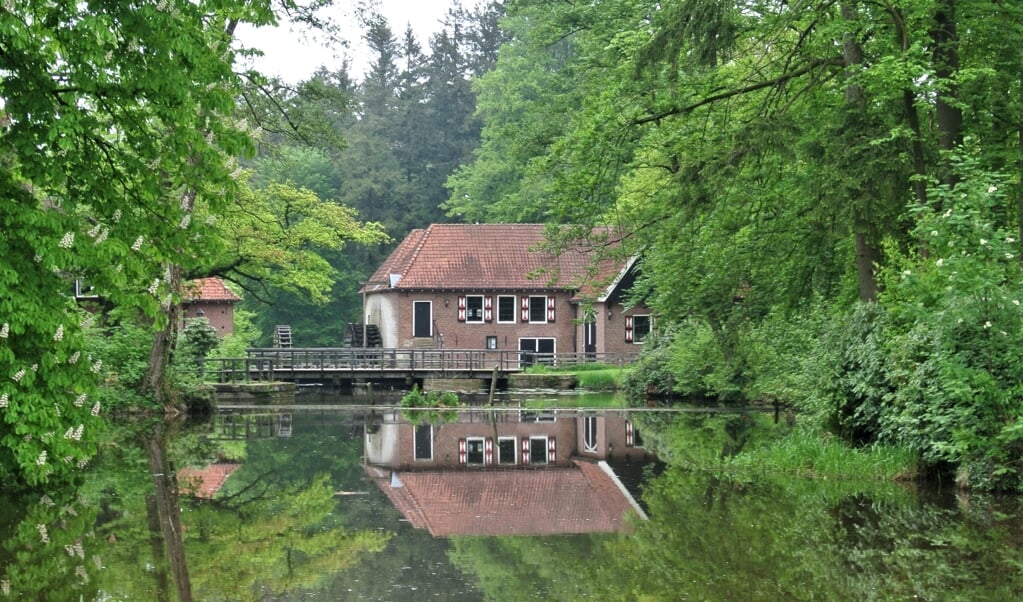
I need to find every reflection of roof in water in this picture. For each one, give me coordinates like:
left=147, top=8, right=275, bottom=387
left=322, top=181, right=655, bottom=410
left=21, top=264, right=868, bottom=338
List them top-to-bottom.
left=371, top=459, right=644, bottom=537
left=178, top=463, right=241, bottom=499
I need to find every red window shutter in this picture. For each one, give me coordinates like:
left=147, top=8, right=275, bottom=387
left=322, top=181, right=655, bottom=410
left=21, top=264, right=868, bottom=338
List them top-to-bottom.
left=458, top=296, right=466, bottom=322
left=484, top=296, right=493, bottom=322
left=521, top=296, right=530, bottom=322
left=547, top=296, right=555, bottom=322
left=625, top=315, right=634, bottom=342
left=458, top=438, right=467, bottom=464
left=485, top=438, right=493, bottom=465
left=521, top=438, right=530, bottom=465
left=548, top=438, right=556, bottom=463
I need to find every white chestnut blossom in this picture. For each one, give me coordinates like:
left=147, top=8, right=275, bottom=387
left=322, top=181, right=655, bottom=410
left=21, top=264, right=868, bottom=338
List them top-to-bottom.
left=58, top=232, right=74, bottom=248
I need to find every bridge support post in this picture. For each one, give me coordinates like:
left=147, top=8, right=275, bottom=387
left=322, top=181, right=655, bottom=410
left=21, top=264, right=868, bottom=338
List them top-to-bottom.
left=488, top=364, right=499, bottom=405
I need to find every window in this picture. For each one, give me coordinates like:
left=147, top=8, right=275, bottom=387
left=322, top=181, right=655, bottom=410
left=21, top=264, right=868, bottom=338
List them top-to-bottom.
left=74, top=279, right=98, bottom=299
left=465, top=295, right=484, bottom=323
left=497, top=296, right=516, bottom=323
left=528, top=296, right=548, bottom=323
left=626, top=314, right=653, bottom=343
left=633, top=315, right=652, bottom=342
left=486, top=336, right=497, bottom=350
left=518, top=338, right=555, bottom=367
left=583, top=416, right=598, bottom=453
left=414, top=424, right=432, bottom=461
left=466, top=437, right=485, bottom=464
left=497, top=437, right=517, bottom=465
left=529, top=437, right=550, bottom=465
left=531, top=438, right=556, bottom=464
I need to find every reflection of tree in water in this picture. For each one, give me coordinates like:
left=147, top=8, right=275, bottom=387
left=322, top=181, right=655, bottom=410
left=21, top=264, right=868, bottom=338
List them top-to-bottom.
left=86, top=417, right=390, bottom=600
left=605, top=467, right=1023, bottom=600
left=0, top=488, right=101, bottom=601
left=448, top=534, right=612, bottom=602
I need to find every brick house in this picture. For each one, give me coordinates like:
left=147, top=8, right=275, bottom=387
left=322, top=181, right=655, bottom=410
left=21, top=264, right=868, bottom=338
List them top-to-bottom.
left=360, top=224, right=653, bottom=358
left=182, top=277, right=241, bottom=337
left=364, top=410, right=651, bottom=536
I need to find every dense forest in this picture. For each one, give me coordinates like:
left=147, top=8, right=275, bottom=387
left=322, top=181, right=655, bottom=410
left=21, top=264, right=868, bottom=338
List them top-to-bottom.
left=2, top=0, right=1023, bottom=492
left=238, top=1, right=506, bottom=345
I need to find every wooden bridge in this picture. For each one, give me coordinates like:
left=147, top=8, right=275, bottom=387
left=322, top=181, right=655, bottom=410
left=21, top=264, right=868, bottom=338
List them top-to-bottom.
left=199, top=348, right=638, bottom=390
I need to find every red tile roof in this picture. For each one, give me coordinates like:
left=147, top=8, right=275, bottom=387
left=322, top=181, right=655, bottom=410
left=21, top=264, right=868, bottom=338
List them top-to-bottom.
left=363, top=224, right=623, bottom=293
left=184, top=277, right=241, bottom=303
left=373, top=460, right=641, bottom=537
left=178, top=463, right=241, bottom=499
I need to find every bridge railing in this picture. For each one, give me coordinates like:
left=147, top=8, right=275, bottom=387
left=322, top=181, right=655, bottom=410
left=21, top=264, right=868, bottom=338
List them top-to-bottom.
left=199, top=348, right=639, bottom=382
left=201, top=357, right=276, bottom=384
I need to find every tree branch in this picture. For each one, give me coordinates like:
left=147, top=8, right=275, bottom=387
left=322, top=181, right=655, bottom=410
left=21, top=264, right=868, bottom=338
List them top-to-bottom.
left=632, top=56, right=845, bottom=126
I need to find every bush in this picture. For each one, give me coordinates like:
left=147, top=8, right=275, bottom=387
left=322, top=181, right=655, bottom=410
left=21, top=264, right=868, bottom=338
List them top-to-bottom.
left=400, top=385, right=459, bottom=424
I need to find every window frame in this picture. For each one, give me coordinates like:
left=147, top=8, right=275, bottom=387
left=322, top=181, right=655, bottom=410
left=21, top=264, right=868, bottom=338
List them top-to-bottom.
left=464, top=295, right=485, bottom=323
left=496, top=295, right=517, bottom=323
left=527, top=295, right=548, bottom=324
left=632, top=314, right=652, bottom=343
left=583, top=416, right=599, bottom=453
left=466, top=436, right=485, bottom=464
left=529, top=436, right=549, bottom=465
left=497, top=437, right=517, bottom=465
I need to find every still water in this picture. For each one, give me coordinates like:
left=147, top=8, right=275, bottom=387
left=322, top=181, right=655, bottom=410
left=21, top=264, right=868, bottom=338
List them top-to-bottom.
left=1, top=390, right=1021, bottom=601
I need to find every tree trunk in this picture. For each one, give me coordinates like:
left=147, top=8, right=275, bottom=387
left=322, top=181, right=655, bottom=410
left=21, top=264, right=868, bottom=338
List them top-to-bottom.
left=932, top=0, right=962, bottom=180
left=841, top=1, right=880, bottom=302
left=145, top=263, right=184, bottom=413
left=145, top=424, right=193, bottom=602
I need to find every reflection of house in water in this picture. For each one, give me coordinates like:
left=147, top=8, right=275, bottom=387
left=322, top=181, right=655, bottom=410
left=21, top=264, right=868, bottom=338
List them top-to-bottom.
left=364, top=410, right=653, bottom=536
left=212, top=412, right=293, bottom=439
left=178, top=463, right=240, bottom=499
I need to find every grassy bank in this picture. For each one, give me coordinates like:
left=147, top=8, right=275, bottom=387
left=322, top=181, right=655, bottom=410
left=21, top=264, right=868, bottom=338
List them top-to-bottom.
left=523, top=363, right=632, bottom=391
left=639, top=411, right=919, bottom=483
left=729, top=431, right=920, bottom=482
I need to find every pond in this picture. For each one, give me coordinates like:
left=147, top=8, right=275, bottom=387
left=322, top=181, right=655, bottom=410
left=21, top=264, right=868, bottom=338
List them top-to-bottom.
left=1, top=391, right=1021, bottom=600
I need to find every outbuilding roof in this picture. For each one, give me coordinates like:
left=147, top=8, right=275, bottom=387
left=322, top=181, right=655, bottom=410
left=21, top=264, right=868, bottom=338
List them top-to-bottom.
left=184, top=277, right=241, bottom=303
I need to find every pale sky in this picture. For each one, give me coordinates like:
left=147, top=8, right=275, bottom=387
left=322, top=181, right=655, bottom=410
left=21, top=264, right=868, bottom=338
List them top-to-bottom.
left=235, top=1, right=474, bottom=83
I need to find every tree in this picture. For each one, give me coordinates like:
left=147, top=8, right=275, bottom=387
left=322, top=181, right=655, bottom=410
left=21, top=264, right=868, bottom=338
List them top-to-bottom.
left=0, top=0, right=351, bottom=486
left=453, top=0, right=1023, bottom=485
